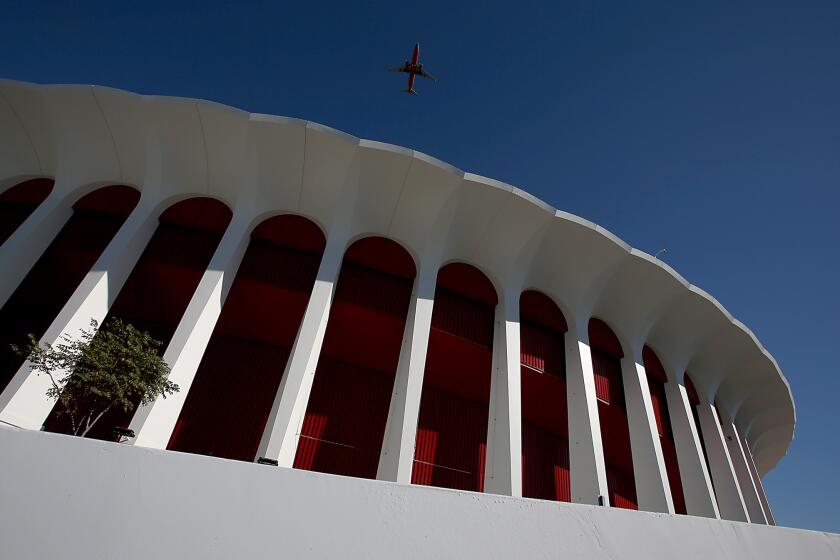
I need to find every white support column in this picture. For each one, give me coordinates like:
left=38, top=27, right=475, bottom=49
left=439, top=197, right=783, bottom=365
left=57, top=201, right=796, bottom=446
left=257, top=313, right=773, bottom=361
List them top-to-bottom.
left=0, top=188, right=73, bottom=309
left=0, top=197, right=159, bottom=428
left=129, top=216, right=252, bottom=448
left=254, top=234, right=346, bottom=465
left=376, top=264, right=437, bottom=483
left=483, top=292, right=522, bottom=497
left=566, top=319, right=609, bottom=505
left=620, top=350, right=673, bottom=513
left=664, top=382, right=719, bottom=518
left=696, top=402, right=750, bottom=522
left=721, top=419, right=767, bottom=524
left=741, top=434, right=776, bottom=525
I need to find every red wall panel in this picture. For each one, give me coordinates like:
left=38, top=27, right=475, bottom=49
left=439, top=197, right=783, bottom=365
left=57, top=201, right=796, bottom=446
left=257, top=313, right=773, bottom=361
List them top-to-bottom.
left=293, top=237, right=415, bottom=480
left=334, top=263, right=413, bottom=318
left=413, top=263, right=496, bottom=492
left=430, top=288, right=494, bottom=348
left=519, top=304, right=570, bottom=502
left=589, top=319, right=637, bottom=510
left=520, top=321, right=565, bottom=379
left=168, top=337, right=291, bottom=460
left=592, top=349, right=625, bottom=408
left=294, top=358, right=395, bottom=478
left=412, top=386, right=488, bottom=492
left=521, top=420, right=570, bottom=502
left=607, top=464, right=638, bottom=510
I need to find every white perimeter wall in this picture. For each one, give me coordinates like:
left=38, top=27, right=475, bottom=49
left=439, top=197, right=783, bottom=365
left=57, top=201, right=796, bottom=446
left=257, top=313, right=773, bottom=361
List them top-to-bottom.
left=1, top=427, right=837, bottom=560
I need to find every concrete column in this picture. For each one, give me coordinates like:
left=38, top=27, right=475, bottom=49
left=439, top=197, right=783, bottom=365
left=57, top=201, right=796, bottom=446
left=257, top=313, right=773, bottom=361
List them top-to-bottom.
left=0, top=188, right=73, bottom=309
left=0, top=197, right=159, bottom=429
left=129, top=216, right=252, bottom=448
left=254, top=234, right=346, bottom=465
left=376, top=264, right=437, bottom=483
left=483, top=293, right=522, bottom=497
left=566, top=319, right=609, bottom=505
left=620, top=351, right=673, bottom=513
left=664, top=382, right=719, bottom=518
left=696, top=402, right=749, bottom=522
left=721, top=419, right=767, bottom=524
left=741, top=434, right=776, bottom=525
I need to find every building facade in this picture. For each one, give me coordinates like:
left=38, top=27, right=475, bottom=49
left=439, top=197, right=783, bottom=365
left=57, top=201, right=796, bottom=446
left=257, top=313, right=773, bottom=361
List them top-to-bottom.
left=0, top=80, right=825, bottom=558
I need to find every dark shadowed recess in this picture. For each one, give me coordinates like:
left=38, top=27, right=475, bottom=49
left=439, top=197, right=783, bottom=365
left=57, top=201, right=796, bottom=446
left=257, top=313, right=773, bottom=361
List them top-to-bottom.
left=0, top=178, right=54, bottom=247
left=0, top=185, right=139, bottom=395
left=43, top=197, right=231, bottom=439
left=168, top=214, right=326, bottom=461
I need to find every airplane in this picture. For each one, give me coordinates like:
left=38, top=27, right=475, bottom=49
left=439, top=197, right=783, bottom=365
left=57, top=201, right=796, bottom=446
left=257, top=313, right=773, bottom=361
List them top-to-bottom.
left=390, top=43, right=435, bottom=95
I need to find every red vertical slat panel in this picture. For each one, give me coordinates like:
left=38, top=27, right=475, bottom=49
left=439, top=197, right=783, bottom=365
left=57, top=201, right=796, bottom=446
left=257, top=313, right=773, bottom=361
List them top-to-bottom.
left=294, top=237, right=415, bottom=480
left=334, top=262, right=413, bottom=318
left=413, top=263, right=495, bottom=492
left=430, top=289, right=494, bottom=348
left=520, top=307, right=570, bottom=502
left=589, top=319, right=637, bottom=510
left=520, top=321, right=565, bottom=379
left=168, top=338, right=291, bottom=460
left=591, top=349, right=623, bottom=407
left=294, top=358, right=395, bottom=478
left=412, top=386, right=488, bottom=492
left=521, top=420, right=570, bottom=501
left=607, top=464, right=639, bottom=510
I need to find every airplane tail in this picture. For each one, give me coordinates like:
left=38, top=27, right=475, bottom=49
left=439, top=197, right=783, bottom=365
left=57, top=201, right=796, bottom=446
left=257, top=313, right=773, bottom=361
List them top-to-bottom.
left=403, top=88, right=417, bottom=95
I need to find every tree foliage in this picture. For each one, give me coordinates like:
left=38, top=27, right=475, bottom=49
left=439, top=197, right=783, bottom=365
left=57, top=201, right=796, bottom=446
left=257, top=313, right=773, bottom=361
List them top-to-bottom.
left=13, top=318, right=178, bottom=437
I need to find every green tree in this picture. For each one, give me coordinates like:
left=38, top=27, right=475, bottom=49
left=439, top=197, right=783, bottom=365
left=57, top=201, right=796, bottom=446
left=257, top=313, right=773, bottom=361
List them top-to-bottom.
left=13, top=318, right=178, bottom=437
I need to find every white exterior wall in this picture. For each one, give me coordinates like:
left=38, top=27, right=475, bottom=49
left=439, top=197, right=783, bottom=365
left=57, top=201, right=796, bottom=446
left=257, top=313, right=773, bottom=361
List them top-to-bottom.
left=0, top=80, right=799, bottom=528
left=1, top=427, right=837, bottom=560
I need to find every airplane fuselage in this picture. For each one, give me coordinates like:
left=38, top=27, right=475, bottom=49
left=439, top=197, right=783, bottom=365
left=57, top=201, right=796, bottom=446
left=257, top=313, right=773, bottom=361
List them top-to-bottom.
left=392, top=43, right=432, bottom=95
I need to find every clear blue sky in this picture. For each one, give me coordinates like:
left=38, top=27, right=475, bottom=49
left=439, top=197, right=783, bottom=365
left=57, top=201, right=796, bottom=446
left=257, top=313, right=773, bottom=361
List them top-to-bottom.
left=2, top=0, right=838, bottom=533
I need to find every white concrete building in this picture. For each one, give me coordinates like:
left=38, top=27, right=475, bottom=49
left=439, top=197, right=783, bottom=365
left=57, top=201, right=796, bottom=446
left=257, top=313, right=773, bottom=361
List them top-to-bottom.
left=0, top=79, right=836, bottom=559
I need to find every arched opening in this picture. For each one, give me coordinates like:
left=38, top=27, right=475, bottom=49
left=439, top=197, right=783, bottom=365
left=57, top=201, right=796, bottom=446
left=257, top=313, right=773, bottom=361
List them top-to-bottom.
left=0, top=178, right=55, bottom=246
left=0, top=185, right=139, bottom=394
left=43, top=197, right=232, bottom=439
left=167, top=215, right=326, bottom=461
left=293, top=236, right=416, bottom=479
left=412, top=263, right=497, bottom=492
left=520, top=290, right=570, bottom=501
left=589, top=318, right=637, bottom=509
left=643, top=345, right=686, bottom=514
left=685, top=373, right=717, bottom=500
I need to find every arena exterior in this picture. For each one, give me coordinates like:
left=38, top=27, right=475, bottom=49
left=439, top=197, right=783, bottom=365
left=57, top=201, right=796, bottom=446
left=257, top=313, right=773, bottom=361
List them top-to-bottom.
left=0, top=79, right=837, bottom=559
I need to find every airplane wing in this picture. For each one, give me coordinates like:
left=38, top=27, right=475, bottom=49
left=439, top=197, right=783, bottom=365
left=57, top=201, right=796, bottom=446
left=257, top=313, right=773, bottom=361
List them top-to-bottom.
left=389, top=66, right=408, bottom=73
left=418, top=68, right=436, bottom=81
